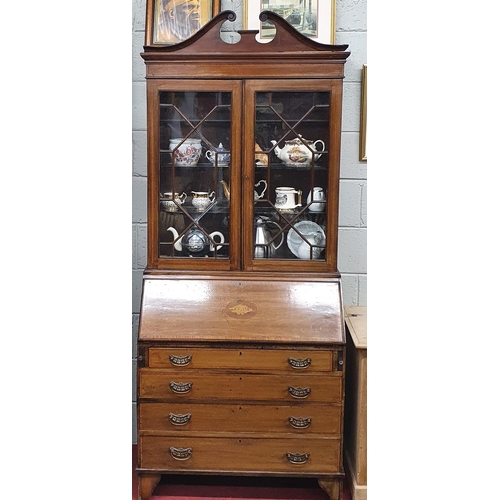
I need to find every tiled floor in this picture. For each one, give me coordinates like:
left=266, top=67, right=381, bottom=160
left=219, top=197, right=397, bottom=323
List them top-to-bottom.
left=132, top=446, right=352, bottom=500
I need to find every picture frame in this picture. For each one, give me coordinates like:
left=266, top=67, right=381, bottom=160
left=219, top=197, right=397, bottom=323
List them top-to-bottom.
left=146, top=0, right=221, bottom=45
left=244, top=0, right=336, bottom=44
left=359, top=64, right=367, bottom=162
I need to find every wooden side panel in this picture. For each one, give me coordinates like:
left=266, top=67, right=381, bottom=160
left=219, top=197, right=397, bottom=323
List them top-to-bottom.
left=344, top=306, right=367, bottom=495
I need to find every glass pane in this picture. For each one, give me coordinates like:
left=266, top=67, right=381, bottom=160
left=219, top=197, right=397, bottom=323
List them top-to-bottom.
left=158, top=91, right=231, bottom=259
left=253, top=91, right=329, bottom=261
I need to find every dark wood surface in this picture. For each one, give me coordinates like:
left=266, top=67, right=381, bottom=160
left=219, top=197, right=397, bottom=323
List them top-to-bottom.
left=138, top=276, right=344, bottom=344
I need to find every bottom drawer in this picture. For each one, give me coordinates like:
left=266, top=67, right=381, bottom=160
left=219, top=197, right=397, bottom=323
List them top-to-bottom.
left=140, top=435, right=341, bottom=474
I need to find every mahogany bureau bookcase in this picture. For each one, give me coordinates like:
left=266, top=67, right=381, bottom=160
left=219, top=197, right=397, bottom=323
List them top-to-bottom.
left=136, top=7, right=350, bottom=500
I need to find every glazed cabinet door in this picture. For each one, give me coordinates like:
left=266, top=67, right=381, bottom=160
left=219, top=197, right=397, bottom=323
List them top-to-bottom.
left=147, top=79, right=242, bottom=270
left=242, top=80, right=343, bottom=272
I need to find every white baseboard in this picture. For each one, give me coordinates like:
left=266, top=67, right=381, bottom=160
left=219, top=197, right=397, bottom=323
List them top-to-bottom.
left=344, top=452, right=367, bottom=500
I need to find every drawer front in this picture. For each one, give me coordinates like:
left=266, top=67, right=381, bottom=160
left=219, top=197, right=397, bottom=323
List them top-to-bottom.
left=148, top=347, right=333, bottom=372
left=139, top=371, right=342, bottom=403
left=139, top=402, right=342, bottom=435
left=140, top=435, right=341, bottom=473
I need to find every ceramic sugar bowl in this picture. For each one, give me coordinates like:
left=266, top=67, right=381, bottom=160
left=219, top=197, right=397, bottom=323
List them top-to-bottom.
left=160, top=191, right=187, bottom=212
left=191, top=191, right=216, bottom=211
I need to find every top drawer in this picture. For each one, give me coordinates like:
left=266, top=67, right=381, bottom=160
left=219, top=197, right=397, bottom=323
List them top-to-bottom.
left=147, top=347, right=333, bottom=373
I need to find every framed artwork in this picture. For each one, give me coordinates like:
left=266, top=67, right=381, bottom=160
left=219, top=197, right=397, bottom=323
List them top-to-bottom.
left=150, top=0, right=221, bottom=45
left=244, top=0, right=336, bottom=44
left=359, top=65, right=367, bottom=162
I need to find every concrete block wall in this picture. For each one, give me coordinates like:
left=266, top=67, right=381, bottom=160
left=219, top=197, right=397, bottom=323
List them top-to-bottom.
left=132, top=0, right=366, bottom=443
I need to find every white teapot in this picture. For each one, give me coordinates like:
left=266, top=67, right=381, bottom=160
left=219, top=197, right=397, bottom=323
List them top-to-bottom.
left=271, top=135, right=325, bottom=166
left=166, top=226, right=224, bottom=257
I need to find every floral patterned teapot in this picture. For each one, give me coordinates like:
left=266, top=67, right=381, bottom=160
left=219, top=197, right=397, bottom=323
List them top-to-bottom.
left=271, top=135, right=325, bottom=166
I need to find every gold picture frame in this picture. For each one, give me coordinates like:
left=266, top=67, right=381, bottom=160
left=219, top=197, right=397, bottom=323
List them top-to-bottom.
left=146, top=0, right=221, bottom=45
left=244, top=0, right=336, bottom=44
left=359, top=64, right=367, bottom=162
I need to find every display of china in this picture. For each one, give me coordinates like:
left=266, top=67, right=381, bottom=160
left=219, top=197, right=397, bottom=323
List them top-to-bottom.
left=271, top=134, right=325, bottom=166
left=169, top=137, right=202, bottom=167
left=205, top=143, right=230, bottom=166
left=220, top=180, right=268, bottom=203
left=275, top=186, right=302, bottom=212
left=306, top=187, right=325, bottom=212
left=160, top=191, right=187, bottom=212
left=191, top=191, right=216, bottom=211
left=254, top=216, right=284, bottom=258
left=166, top=226, right=225, bottom=257
left=296, top=230, right=326, bottom=260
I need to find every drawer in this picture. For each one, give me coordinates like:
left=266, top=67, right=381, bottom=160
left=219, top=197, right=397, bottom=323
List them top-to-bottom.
left=148, top=347, right=334, bottom=372
left=139, top=370, right=342, bottom=403
left=139, top=402, right=342, bottom=435
left=139, top=435, right=341, bottom=473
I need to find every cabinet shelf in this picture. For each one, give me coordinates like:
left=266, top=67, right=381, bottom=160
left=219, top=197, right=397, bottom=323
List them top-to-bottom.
left=159, top=159, right=229, bottom=168
left=158, top=161, right=327, bottom=170
left=159, top=203, right=229, bottom=215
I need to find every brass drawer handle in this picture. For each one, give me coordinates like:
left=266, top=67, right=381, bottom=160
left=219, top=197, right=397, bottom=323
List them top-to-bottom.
left=169, top=354, right=192, bottom=367
left=288, top=357, right=311, bottom=369
left=169, top=381, right=192, bottom=394
left=288, top=386, right=311, bottom=398
left=169, top=413, right=192, bottom=425
left=289, top=416, right=311, bottom=429
left=169, top=447, right=192, bottom=460
left=286, top=452, right=309, bottom=464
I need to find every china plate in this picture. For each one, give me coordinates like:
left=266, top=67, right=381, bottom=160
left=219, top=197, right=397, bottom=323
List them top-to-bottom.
left=287, top=221, right=326, bottom=258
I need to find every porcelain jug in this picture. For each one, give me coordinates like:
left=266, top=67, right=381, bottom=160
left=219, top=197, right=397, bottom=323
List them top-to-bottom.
left=220, top=180, right=268, bottom=202
left=275, top=186, right=302, bottom=212
left=306, top=187, right=325, bottom=212
left=160, top=191, right=187, bottom=212
left=254, top=216, right=284, bottom=258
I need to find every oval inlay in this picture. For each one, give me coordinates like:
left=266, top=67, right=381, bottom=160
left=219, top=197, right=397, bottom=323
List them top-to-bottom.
left=223, top=300, right=257, bottom=319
